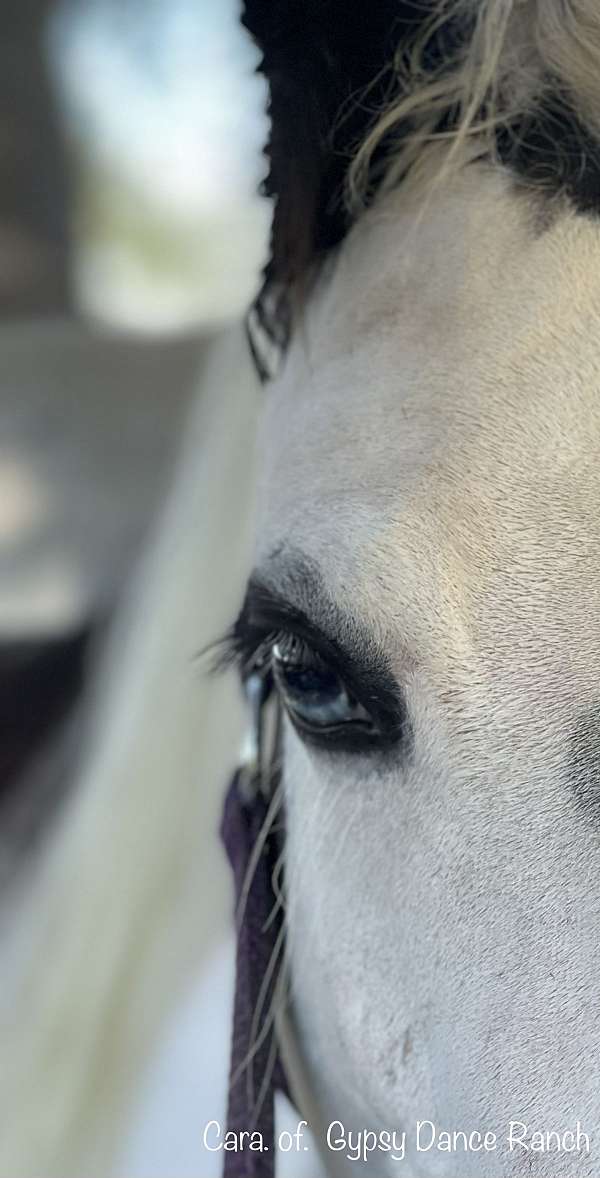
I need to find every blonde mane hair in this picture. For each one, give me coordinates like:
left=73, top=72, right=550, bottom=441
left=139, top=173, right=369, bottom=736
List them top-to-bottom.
left=347, top=0, right=600, bottom=207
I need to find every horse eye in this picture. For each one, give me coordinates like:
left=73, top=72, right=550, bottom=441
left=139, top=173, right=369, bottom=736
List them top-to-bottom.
left=271, top=634, right=381, bottom=749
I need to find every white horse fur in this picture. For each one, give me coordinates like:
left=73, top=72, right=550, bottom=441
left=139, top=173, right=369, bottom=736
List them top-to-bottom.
left=245, top=1, right=600, bottom=1174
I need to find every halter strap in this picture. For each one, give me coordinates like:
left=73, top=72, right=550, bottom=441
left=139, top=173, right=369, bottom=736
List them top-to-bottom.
left=220, top=678, right=289, bottom=1177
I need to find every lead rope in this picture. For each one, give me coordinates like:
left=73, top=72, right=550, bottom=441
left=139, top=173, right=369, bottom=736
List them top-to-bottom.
left=220, top=675, right=289, bottom=1177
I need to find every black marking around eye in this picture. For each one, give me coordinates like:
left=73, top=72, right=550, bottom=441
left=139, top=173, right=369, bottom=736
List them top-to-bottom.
left=214, top=552, right=408, bottom=751
left=569, top=708, right=600, bottom=816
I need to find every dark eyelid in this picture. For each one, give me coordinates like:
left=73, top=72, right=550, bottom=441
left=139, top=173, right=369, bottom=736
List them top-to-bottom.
left=221, top=579, right=405, bottom=743
left=242, top=583, right=344, bottom=667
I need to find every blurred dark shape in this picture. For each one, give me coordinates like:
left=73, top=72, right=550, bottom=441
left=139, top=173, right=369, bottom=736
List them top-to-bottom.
left=1, top=0, right=70, bottom=314
left=0, top=324, right=201, bottom=882
left=0, top=626, right=94, bottom=886
left=0, top=629, right=90, bottom=800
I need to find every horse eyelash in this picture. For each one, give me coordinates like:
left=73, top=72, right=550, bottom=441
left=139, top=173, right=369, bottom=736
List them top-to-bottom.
left=207, top=625, right=280, bottom=679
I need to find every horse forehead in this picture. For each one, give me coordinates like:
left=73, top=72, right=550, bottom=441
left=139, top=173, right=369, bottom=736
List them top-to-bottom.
left=260, top=168, right=600, bottom=568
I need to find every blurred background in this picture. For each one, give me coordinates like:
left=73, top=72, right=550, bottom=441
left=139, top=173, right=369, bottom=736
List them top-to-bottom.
left=0, top=3, right=314, bottom=1176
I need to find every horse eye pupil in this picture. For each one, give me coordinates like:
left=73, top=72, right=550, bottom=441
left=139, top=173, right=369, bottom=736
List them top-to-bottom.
left=266, top=635, right=399, bottom=751
left=272, top=639, right=373, bottom=735
left=282, top=665, right=339, bottom=698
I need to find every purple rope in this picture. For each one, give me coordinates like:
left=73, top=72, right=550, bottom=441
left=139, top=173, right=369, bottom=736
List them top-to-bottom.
left=220, top=768, right=288, bottom=1178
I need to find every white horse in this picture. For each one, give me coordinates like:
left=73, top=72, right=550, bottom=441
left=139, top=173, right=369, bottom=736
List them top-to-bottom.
left=229, top=1, right=600, bottom=1174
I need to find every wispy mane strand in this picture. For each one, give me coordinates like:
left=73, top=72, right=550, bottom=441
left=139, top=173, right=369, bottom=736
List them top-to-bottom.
left=348, top=0, right=600, bottom=208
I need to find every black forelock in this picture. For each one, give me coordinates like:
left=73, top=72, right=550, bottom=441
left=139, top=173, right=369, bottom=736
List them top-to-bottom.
left=242, top=0, right=458, bottom=368
left=242, top=0, right=411, bottom=279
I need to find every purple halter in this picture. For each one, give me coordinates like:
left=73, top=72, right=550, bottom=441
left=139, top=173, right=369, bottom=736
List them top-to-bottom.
left=220, top=676, right=290, bottom=1177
